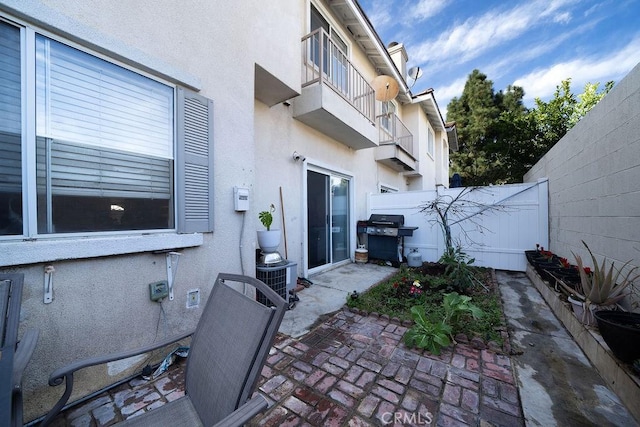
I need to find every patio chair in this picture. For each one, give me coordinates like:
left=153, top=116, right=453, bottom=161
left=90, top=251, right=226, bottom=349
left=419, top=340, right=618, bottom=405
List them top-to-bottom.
left=1, top=273, right=39, bottom=427
left=41, top=273, right=286, bottom=427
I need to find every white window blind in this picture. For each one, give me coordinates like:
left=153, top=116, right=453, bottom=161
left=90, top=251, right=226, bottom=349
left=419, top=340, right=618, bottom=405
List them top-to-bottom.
left=35, top=35, right=173, bottom=200
left=36, top=36, right=173, bottom=159
left=36, top=138, right=172, bottom=199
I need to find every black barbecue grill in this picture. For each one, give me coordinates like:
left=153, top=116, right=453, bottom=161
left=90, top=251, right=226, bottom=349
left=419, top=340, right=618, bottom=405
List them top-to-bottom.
left=359, top=214, right=418, bottom=264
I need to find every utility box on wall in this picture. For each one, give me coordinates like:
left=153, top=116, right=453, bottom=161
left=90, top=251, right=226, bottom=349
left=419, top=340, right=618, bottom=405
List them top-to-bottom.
left=233, top=186, right=249, bottom=211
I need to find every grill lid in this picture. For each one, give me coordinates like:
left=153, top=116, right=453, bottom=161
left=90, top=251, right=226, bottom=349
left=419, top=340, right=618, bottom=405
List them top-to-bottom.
left=367, top=214, right=405, bottom=227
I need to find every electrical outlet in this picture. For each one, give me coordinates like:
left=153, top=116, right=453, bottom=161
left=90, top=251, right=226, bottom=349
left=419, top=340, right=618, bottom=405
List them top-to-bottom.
left=149, top=281, right=169, bottom=301
left=187, top=289, right=200, bottom=308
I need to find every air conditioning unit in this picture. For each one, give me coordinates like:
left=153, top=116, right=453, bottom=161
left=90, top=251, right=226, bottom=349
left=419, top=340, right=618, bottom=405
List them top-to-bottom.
left=256, top=261, right=297, bottom=308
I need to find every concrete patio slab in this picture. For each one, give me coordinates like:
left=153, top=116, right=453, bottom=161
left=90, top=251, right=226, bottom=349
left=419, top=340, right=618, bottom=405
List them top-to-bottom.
left=279, top=263, right=397, bottom=338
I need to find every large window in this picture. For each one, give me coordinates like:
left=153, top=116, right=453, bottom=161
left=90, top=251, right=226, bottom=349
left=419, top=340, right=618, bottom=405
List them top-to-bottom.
left=0, top=18, right=213, bottom=238
left=35, top=35, right=174, bottom=233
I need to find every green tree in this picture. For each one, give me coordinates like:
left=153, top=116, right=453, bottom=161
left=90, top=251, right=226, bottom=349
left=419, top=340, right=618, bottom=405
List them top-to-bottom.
left=447, top=70, right=527, bottom=185
left=447, top=74, right=614, bottom=185
left=530, top=79, right=613, bottom=158
left=570, top=81, right=614, bottom=127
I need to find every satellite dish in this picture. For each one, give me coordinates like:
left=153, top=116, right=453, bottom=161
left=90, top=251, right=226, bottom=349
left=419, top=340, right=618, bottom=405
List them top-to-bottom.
left=408, top=66, right=423, bottom=81
left=371, top=75, right=399, bottom=102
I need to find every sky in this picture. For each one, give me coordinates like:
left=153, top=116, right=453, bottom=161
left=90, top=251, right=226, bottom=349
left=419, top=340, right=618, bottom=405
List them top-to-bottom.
left=358, top=0, right=640, bottom=118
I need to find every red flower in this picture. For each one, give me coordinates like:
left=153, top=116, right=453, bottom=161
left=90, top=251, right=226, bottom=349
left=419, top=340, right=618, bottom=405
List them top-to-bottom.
left=583, top=267, right=592, bottom=275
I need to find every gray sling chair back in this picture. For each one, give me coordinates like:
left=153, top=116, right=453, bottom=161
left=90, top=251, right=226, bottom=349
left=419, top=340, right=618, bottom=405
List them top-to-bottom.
left=1, top=273, right=39, bottom=427
left=41, top=273, right=287, bottom=427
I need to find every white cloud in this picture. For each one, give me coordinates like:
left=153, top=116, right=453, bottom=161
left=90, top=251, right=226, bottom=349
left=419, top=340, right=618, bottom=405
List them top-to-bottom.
left=364, top=0, right=394, bottom=31
left=408, top=0, right=450, bottom=22
left=411, top=0, right=577, bottom=66
left=584, top=2, right=606, bottom=17
left=553, top=12, right=572, bottom=23
left=482, top=21, right=595, bottom=88
left=513, top=36, right=640, bottom=102
left=431, top=76, right=468, bottom=119
left=435, top=76, right=468, bottom=102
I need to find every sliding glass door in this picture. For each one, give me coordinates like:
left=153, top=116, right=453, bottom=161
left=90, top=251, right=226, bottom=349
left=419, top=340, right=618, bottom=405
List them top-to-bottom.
left=307, top=170, right=350, bottom=270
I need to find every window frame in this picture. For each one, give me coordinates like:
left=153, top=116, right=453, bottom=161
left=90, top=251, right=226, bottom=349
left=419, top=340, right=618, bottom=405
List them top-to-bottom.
left=310, top=3, right=350, bottom=94
left=0, top=16, right=212, bottom=265
left=27, top=28, right=177, bottom=236
left=427, top=127, right=435, bottom=159
left=379, top=183, right=399, bottom=193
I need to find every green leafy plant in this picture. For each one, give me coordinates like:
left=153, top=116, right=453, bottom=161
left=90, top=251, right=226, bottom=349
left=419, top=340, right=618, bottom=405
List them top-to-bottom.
left=258, top=204, right=275, bottom=230
left=557, top=241, right=639, bottom=307
left=439, top=246, right=481, bottom=292
left=442, top=292, right=484, bottom=325
left=404, top=293, right=484, bottom=355
left=404, top=306, right=451, bottom=355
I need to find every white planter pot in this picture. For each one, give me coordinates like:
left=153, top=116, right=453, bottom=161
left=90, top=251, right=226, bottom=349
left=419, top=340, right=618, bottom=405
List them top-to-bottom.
left=257, top=230, right=281, bottom=253
left=568, top=296, right=615, bottom=327
left=568, top=296, right=596, bottom=326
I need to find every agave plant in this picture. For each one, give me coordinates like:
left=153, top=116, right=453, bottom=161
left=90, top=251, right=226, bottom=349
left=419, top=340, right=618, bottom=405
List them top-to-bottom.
left=558, top=241, right=639, bottom=307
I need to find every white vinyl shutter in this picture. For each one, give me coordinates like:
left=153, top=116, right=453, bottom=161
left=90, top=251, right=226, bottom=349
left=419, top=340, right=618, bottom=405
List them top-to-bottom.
left=176, top=88, right=214, bottom=233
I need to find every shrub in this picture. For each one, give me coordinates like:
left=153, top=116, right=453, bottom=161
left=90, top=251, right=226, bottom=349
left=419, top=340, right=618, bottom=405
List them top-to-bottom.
left=439, top=246, right=478, bottom=292
left=405, top=292, right=484, bottom=355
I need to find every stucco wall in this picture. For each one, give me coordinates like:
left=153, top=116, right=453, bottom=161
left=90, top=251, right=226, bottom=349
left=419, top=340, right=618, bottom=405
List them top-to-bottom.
left=0, top=0, right=301, bottom=421
left=1, top=0, right=450, bottom=421
left=525, top=62, right=640, bottom=311
left=254, top=93, right=412, bottom=272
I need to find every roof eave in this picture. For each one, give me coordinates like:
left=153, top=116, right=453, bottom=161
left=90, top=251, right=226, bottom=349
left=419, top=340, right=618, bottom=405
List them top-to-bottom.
left=329, top=0, right=410, bottom=103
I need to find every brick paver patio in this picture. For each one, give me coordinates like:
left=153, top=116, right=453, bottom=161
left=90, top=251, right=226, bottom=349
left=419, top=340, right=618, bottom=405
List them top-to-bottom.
left=49, top=308, right=523, bottom=426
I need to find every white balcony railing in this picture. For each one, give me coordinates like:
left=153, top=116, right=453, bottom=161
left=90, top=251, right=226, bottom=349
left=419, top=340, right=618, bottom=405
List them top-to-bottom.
left=301, top=28, right=375, bottom=124
left=377, top=113, right=414, bottom=157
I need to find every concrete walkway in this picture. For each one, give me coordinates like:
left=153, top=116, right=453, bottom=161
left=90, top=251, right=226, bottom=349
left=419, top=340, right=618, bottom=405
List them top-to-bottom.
left=43, top=264, right=638, bottom=426
left=497, top=270, right=637, bottom=426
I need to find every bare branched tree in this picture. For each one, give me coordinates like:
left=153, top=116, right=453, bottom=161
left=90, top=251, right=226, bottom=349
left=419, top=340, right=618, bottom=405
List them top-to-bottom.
left=419, top=186, right=510, bottom=256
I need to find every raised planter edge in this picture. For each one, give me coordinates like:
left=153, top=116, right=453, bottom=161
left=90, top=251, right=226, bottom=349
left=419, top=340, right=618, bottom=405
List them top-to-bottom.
left=525, top=263, right=640, bottom=424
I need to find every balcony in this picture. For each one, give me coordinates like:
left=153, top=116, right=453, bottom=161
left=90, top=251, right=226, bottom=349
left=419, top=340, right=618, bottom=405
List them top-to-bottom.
left=292, top=29, right=377, bottom=150
left=375, top=113, right=417, bottom=172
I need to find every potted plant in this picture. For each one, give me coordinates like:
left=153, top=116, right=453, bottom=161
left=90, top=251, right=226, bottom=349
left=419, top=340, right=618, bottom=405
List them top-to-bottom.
left=257, top=204, right=280, bottom=253
left=557, top=241, right=639, bottom=326
left=525, top=245, right=562, bottom=277
left=544, top=257, right=582, bottom=292
left=593, top=310, right=640, bottom=362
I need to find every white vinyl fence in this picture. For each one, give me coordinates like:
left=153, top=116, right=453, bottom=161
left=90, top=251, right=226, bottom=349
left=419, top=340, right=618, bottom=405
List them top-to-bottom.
left=367, top=179, right=549, bottom=271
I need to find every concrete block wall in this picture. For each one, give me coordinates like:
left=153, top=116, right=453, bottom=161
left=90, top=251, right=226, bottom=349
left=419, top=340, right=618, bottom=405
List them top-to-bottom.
left=525, top=62, right=640, bottom=311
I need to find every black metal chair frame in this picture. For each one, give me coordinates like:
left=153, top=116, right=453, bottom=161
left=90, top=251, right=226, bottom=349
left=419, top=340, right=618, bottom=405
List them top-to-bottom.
left=1, top=273, right=39, bottom=427
left=40, top=273, right=286, bottom=427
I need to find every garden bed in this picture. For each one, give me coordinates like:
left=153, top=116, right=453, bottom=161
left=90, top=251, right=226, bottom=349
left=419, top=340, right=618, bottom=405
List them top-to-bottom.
left=346, top=262, right=510, bottom=353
